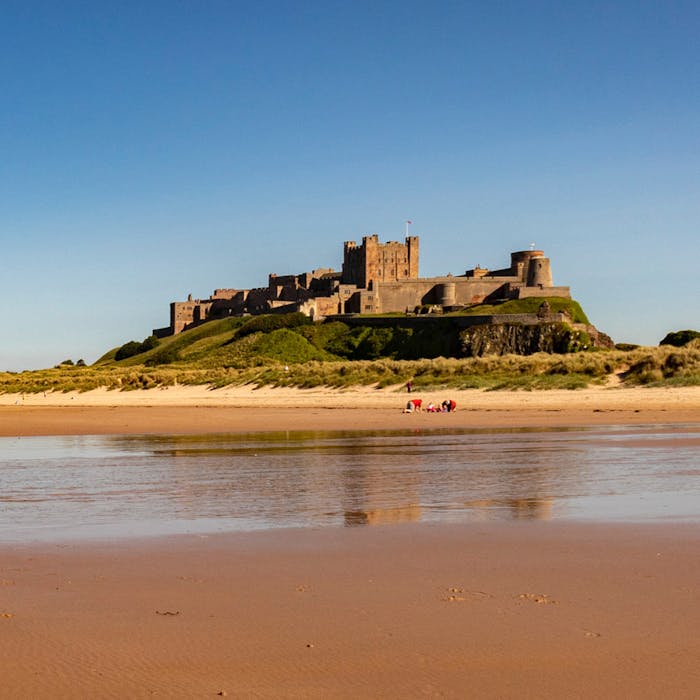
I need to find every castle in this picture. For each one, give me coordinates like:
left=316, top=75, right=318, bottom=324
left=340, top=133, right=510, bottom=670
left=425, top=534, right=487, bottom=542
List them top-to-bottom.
left=154, top=234, right=570, bottom=337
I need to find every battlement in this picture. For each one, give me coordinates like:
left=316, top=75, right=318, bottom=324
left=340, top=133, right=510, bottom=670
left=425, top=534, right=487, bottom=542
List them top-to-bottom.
left=155, top=235, right=570, bottom=335
left=342, top=235, right=419, bottom=288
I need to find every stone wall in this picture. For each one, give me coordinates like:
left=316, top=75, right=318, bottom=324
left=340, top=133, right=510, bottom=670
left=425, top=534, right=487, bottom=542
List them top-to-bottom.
left=156, top=236, right=573, bottom=336
left=373, top=276, right=521, bottom=312
left=170, top=299, right=214, bottom=334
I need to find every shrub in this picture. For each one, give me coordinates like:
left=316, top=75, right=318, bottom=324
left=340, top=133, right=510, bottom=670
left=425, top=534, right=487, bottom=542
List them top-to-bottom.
left=233, top=313, right=311, bottom=340
left=300, top=322, right=353, bottom=357
left=354, top=327, right=395, bottom=359
left=251, top=328, right=328, bottom=363
left=660, top=330, right=700, bottom=347
left=115, top=335, right=161, bottom=361
left=140, top=335, right=160, bottom=352
left=115, top=341, right=142, bottom=361
left=144, top=345, right=181, bottom=366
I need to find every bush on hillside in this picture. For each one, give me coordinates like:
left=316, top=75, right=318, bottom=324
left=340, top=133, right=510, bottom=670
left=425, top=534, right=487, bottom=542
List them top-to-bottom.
left=233, top=313, right=312, bottom=340
left=297, top=321, right=462, bottom=360
left=299, top=321, right=352, bottom=355
left=251, top=328, right=329, bottom=363
left=660, top=329, right=700, bottom=347
left=115, top=335, right=160, bottom=361
left=144, top=345, right=181, bottom=366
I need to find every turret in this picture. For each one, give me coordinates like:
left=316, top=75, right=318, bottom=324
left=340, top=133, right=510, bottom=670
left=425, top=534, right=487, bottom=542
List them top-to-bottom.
left=526, top=256, right=553, bottom=288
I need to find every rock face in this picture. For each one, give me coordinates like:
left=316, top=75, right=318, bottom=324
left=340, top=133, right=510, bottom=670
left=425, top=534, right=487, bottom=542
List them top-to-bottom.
left=459, top=322, right=612, bottom=357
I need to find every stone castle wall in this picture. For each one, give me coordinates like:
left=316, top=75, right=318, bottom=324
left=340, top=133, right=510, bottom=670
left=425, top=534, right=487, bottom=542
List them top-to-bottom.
left=155, top=234, right=570, bottom=336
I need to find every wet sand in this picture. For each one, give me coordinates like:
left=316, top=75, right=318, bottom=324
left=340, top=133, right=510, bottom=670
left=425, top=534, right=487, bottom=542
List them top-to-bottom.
left=1, top=384, right=699, bottom=435
left=2, top=385, right=699, bottom=697
left=2, top=523, right=699, bottom=698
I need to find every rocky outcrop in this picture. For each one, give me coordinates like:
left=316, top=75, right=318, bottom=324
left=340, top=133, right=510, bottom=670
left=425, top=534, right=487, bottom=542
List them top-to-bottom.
left=458, top=322, right=611, bottom=357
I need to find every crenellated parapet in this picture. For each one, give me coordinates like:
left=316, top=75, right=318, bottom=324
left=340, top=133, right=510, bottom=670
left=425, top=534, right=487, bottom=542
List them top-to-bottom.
left=155, top=235, right=570, bottom=336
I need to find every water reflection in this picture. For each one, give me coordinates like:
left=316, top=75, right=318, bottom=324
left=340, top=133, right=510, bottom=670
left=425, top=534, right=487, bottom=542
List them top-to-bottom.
left=0, top=426, right=699, bottom=542
left=344, top=506, right=422, bottom=526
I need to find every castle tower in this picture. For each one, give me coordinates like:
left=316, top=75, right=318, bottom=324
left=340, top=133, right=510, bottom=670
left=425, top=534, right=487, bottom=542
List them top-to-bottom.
left=341, top=235, right=419, bottom=289
left=406, top=236, right=419, bottom=278
left=510, top=249, right=554, bottom=285
left=526, top=256, right=553, bottom=288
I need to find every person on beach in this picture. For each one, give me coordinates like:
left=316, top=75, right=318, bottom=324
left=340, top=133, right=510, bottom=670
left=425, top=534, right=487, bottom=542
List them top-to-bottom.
left=406, top=381, right=413, bottom=393
left=403, top=398, right=423, bottom=413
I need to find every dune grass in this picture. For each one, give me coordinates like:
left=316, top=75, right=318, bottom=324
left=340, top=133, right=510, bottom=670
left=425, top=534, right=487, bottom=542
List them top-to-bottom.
left=4, top=310, right=698, bottom=395
left=2, top=341, right=699, bottom=394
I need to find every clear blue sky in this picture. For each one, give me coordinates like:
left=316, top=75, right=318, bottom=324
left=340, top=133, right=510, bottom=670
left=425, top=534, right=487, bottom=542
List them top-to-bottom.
left=2, top=1, right=698, bottom=371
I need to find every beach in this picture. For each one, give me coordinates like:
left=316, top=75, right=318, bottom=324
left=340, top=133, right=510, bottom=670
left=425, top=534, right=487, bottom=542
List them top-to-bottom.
left=1, top=384, right=699, bottom=435
left=1, top=385, right=699, bottom=698
left=2, top=523, right=700, bottom=698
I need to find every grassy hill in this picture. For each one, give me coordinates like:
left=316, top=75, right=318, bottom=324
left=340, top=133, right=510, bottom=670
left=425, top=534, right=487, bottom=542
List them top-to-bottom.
left=100, top=298, right=593, bottom=369
left=2, top=301, right=699, bottom=393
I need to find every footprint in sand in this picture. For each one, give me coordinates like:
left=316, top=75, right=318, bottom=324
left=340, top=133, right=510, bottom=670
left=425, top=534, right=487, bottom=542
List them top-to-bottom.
left=442, top=587, right=492, bottom=603
left=516, top=593, right=557, bottom=605
left=584, top=630, right=601, bottom=638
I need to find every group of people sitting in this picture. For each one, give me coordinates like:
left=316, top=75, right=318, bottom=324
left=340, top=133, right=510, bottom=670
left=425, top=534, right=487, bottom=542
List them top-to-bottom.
left=403, top=398, right=456, bottom=413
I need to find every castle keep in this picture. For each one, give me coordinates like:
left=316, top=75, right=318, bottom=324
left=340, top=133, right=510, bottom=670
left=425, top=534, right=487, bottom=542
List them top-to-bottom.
left=154, top=234, right=570, bottom=337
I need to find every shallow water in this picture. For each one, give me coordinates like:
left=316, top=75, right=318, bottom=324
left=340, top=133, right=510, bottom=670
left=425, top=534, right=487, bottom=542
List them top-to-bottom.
left=1, top=426, right=699, bottom=542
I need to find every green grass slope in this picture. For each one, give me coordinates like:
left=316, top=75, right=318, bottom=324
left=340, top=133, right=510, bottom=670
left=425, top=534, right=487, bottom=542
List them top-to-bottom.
left=4, top=306, right=698, bottom=394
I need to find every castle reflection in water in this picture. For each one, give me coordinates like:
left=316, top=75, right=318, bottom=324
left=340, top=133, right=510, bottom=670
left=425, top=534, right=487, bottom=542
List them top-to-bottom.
left=1, top=426, right=698, bottom=541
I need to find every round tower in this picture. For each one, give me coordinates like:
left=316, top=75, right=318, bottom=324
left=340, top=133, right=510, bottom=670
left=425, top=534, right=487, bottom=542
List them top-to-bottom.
left=510, top=250, right=544, bottom=281
left=526, top=256, right=553, bottom=288
left=439, top=282, right=456, bottom=307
